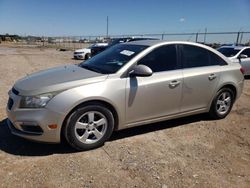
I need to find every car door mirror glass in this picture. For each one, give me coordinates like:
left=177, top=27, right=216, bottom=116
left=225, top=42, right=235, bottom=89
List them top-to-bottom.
left=129, top=64, right=153, bottom=77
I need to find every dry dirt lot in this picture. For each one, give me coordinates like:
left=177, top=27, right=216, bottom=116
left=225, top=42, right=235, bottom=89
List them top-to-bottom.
left=0, top=45, right=250, bottom=188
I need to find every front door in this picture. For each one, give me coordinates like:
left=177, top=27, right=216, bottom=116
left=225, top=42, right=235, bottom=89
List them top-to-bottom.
left=125, top=44, right=183, bottom=124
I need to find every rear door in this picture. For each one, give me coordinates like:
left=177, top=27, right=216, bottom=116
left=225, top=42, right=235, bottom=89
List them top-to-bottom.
left=179, top=44, right=226, bottom=112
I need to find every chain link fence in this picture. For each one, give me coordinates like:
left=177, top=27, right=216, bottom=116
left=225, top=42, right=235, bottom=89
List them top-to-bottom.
left=2, top=31, right=249, bottom=50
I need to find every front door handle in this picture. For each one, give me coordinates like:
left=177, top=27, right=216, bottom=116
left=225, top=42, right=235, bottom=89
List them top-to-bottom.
left=208, top=74, right=217, bottom=80
left=169, top=80, right=181, bottom=88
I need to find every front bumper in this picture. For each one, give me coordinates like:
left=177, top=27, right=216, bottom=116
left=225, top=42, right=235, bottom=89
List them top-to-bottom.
left=6, top=90, right=64, bottom=143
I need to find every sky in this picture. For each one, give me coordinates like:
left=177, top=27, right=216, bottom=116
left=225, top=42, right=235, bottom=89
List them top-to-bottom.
left=0, top=0, right=250, bottom=37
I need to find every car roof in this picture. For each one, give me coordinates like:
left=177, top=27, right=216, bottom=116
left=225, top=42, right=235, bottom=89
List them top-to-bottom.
left=117, top=40, right=233, bottom=74
left=125, top=40, right=217, bottom=48
left=127, top=40, right=163, bottom=46
left=219, top=46, right=250, bottom=50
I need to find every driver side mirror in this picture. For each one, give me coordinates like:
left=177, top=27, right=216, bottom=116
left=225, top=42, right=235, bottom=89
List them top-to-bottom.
left=238, top=54, right=248, bottom=59
left=129, top=64, right=153, bottom=77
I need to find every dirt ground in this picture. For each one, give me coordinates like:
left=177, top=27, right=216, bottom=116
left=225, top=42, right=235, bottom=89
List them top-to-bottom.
left=0, top=44, right=250, bottom=188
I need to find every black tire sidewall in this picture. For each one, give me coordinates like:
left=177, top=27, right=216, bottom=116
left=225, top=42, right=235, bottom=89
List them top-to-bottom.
left=85, top=53, right=90, bottom=60
left=65, top=105, right=114, bottom=151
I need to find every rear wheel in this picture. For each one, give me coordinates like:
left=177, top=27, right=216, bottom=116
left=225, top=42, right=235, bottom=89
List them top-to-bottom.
left=209, top=88, right=234, bottom=119
left=64, top=105, right=114, bottom=151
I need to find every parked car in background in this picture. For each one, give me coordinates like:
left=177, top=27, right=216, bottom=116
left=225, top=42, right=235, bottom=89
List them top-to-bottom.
left=91, top=37, right=158, bottom=57
left=7, top=41, right=244, bottom=151
left=73, top=43, right=108, bottom=60
left=217, top=46, right=250, bottom=76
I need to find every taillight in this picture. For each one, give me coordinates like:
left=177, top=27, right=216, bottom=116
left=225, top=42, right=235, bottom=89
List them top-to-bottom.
left=240, top=67, right=245, bottom=75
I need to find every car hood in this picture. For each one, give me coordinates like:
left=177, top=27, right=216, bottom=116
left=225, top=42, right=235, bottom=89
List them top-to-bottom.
left=14, top=64, right=108, bottom=96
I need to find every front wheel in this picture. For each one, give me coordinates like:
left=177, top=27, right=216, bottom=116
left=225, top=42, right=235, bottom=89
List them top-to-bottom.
left=85, top=53, right=91, bottom=60
left=209, top=88, right=234, bottom=119
left=64, top=105, right=114, bottom=151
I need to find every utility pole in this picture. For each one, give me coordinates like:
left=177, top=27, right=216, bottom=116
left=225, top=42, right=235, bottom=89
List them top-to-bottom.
left=106, top=16, right=109, bottom=38
left=236, top=27, right=243, bottom=45
left=204, top=28, right=207, bottom=44
left=236, top=32, right=240, bottom=45
left=239, top=32, right=243, bottom=44
left=195, top=33, right=198, bottom=42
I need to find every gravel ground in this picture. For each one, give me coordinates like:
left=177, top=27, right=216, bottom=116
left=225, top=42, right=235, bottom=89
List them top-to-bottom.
left=0, top=45, right=249, bottom=188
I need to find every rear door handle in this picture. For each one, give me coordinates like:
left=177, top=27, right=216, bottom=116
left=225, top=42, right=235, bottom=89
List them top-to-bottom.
left=208, top=74, right=217, bottom=80
left=169, top=80, right=181, bottom=88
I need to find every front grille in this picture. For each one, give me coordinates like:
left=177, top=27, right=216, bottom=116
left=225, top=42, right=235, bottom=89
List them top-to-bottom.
left=12, top=87, right=19, bottom=95
left=7, top=98, right=14, bottom=110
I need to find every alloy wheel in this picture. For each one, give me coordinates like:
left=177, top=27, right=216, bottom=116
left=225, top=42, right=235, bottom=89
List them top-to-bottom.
left=216, top=91, right=232, bottom=115
left=74, top=111, right=107, bottom=144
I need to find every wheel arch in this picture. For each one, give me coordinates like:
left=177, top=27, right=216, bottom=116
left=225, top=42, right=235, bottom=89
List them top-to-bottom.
left=84, top=53, right=91, bottom=60
left=208, top=83, right=237, bottom=111
left=208, top=83, right=237, bottom=119
left=218, top=84, right=237, bottom=101
left=60, top=99, right=119, bottom=142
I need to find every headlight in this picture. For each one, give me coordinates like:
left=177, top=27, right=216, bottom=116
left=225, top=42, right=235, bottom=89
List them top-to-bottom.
left=20, top=92, right=57, bottom=108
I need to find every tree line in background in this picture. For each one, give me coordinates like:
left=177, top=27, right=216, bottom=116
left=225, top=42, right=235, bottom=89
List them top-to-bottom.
left=0, top=34, right=43, bottom=43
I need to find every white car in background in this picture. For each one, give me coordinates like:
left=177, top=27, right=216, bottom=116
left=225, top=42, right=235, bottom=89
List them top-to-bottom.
left=73, top=43, right=108, bottom=60
left=218, top=46, right=250, bottom=76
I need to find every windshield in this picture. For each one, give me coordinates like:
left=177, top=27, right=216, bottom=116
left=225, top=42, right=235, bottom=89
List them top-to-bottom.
left=109, top=38, right=129, bottom=46
left=80, top=44, right=148, bottom=74
left=218, top=47, right=241, bottom=57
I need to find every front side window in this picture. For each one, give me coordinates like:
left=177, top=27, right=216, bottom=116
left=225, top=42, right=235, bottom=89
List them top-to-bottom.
left=138, top=44, right=178, bottom=72
left=181, top=45, right=210, bottom=68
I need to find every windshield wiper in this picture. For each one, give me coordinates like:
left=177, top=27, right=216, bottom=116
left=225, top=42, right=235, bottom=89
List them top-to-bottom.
left=80, top=64, right=103, bottom=74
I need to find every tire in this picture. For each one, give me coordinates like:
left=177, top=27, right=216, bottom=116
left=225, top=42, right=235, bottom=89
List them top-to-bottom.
left=85, top=53, right=91, bottom=60
left=209, top=88, right=235, bottom=119
left=64, top=105, right=114, bottom=151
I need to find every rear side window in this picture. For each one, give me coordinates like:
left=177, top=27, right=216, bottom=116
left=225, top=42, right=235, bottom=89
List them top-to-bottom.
left=138, top=44, right=178, bottom=72
left=181, top=44, right=227, bottom=68
left=181, top=45, right=210, bottom=68
left=209, top=52, right=227, bottom=66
